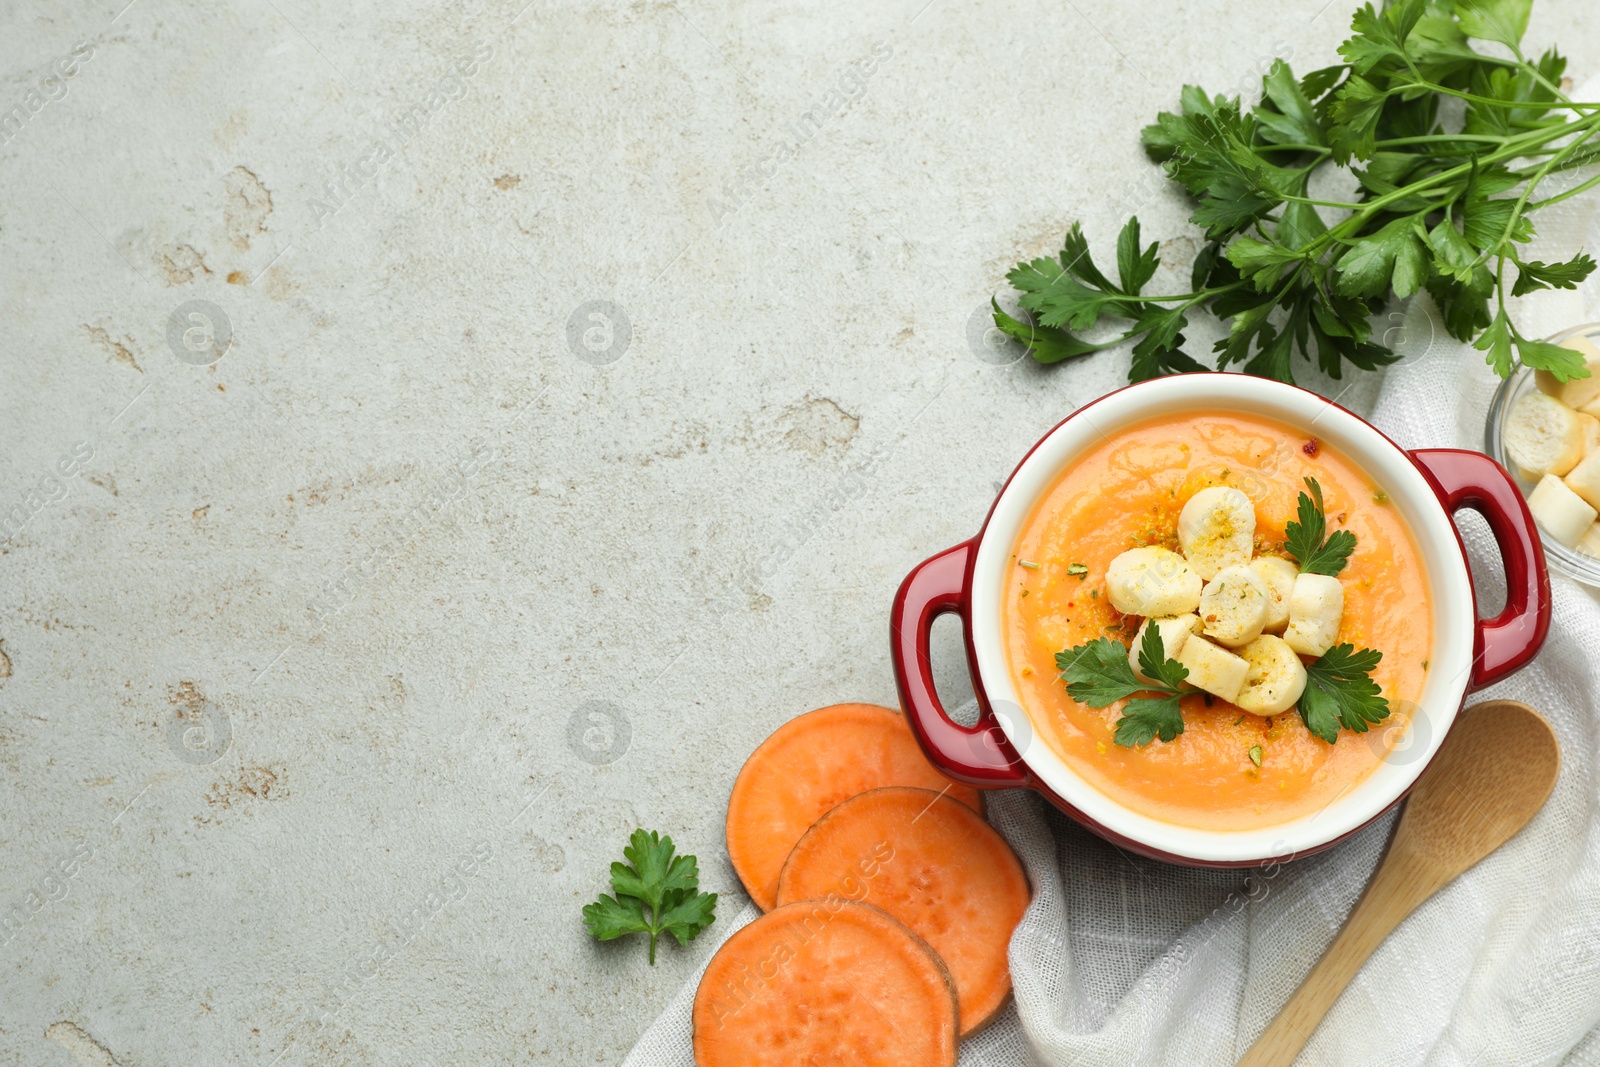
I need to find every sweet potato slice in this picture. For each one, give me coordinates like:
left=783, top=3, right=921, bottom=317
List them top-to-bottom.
left=726, top=703, right=982, bottom=911
left=775, top=786, right=1029, bottom=1036
left=692, top=900, right=958, bottom=1067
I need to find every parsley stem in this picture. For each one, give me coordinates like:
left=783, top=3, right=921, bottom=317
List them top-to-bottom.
left=1392, top=80, right=1600, bottom=114
left=1297, top=114, right=1600, bottom=260
left=1506, top=118, right=1575, bottom=132
left=1497, top=125, right=1600, bottom=250
left=1375, top=133, right=1511, bottom=148
left=1253, top=143, right=1334, bottom=156
left=1507, top=153, right=1600, bottom=179
left=1527, top=167, right=1600, bottom=212
left=1278, top=193, right=1365, bottom=210
left=1496, top=251, right=1509, bottom=318
left=1097, top=284, right=1244, bottom=305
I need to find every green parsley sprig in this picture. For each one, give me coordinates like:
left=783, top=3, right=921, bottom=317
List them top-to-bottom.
left=996, top=0, right=1600, bottom=386
left=1285, top=477, right=1358, bottom=575
left=1057, top=612, right=1392, bottom=748
left=1056, top=626, right=1190, bottom=747
left=1300, top=643, right=1392, bottom=742
left=582, top=829, right=717, bottom=964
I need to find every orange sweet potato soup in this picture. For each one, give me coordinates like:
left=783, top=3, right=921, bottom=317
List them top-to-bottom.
left=1005, top=412, right=1431, bottom=830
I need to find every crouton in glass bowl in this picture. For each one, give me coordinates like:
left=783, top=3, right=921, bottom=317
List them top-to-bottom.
left=1486, top=321, right=1600, bottom=587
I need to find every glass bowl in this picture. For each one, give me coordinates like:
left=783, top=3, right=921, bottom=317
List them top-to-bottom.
left=1485, top=320, right=1600, bottom=587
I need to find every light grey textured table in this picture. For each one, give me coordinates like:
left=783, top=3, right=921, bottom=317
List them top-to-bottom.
left=4, top=2, right=1599, bottom=1064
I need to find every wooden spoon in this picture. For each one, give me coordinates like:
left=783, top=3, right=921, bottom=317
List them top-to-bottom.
left=1237, top=699, right=1560, bottom=1067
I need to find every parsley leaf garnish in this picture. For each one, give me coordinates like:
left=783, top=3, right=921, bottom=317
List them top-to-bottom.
left=993, top=4, right=1600, bottom=387
left=1003, top=219, right=1205, bottom=378
left=1513, top=254, right=1598, bottom=298
left=1285, top=477, right=1358, bottom=576
left=1056, top=627, right=1190, bottom=748
left=1055, top=636, right=1146, bottom=703
left=1298, top=643, right=1391, bottom=744
left=1113, top=696, right=1188, bottom=750
left=582, top=829, right=717, bottom=963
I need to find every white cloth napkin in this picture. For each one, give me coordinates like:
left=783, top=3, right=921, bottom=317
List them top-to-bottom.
left=622, top=168, right=1600, bottom=1067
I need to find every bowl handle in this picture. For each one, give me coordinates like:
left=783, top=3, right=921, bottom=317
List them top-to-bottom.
left=1410, top=448, right=1552, bottom=689
left=890, top=541, right=1029, bottom=786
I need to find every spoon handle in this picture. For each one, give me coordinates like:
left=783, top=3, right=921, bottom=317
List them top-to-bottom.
left=1235, top=850, right=1437, bottom=1067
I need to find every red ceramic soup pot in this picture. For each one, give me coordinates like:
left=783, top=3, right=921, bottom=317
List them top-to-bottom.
left=890, top=374, right=1549, bottom=867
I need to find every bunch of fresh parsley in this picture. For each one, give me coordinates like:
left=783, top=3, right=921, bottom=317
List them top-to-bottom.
left=996, top=0, right=1600, bottom=385
left=582, top=829, right=717, bottom=964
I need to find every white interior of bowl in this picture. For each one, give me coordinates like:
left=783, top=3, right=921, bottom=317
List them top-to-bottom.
left=970, top=374, right=1477, bottom=863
